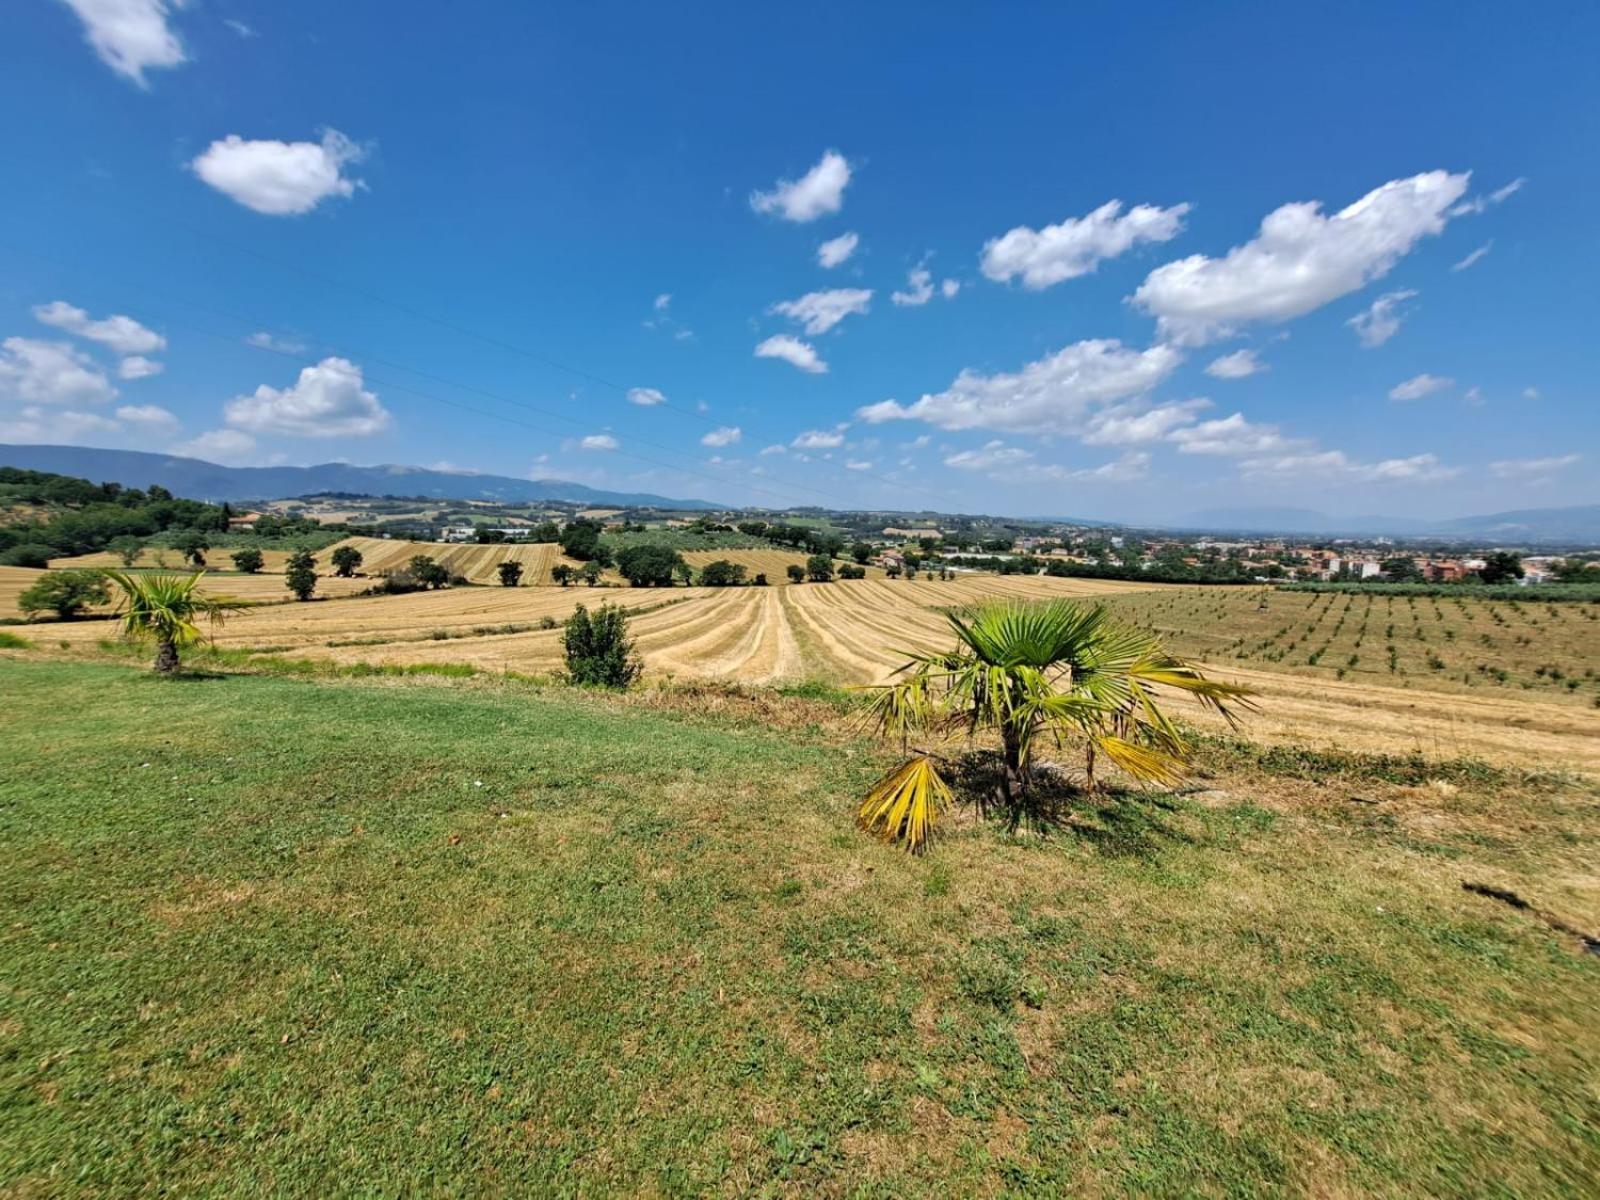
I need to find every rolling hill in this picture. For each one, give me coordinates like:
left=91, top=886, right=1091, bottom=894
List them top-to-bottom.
left=0, top=445, right=723, bottom=510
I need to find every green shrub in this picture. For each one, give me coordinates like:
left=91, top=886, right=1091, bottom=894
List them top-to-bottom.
left=0, top=543, right=56, bottom=568
left=616, top=543, right=685, bottom=587
left=698, top=559, right=747, bottom=587
left=19, top=570, right=110, bottom=620
left=563, top=602, right=641, bottom=688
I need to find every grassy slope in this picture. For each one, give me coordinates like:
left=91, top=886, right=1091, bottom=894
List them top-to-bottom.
left=1, top=660, right=1597, bottom=1195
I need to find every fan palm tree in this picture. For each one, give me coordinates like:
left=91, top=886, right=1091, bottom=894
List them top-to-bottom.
left=103, top=571, right=238, bottom=674
left=859, top=599, right=1253, bottom=852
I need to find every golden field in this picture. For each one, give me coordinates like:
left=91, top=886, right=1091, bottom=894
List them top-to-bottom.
left=320, top=536, right=591, bottom=586
left=0, top=564, right=367, bottom=620
left=34, top=572, right=1596, bottom=771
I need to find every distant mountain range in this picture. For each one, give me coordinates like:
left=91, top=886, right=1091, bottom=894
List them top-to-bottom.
left=0, top=445, right=722, bottom=510
left=1168, top=505, right=1600, bottom=543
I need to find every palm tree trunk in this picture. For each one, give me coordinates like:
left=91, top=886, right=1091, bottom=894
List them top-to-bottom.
left=154, top=638, right=179, bottom=674
left=997, top=720, right=1025, bottom=811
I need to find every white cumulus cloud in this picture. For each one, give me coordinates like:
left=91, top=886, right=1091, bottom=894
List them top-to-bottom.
left=57, top=0, right=186, bottom=86
left=191, top=129, right=367, bottom=216
left=750, top=150, right=851, bottom=223
left=1132, top=170, right=1469, bottom=345
left=981, top=200, right=1190, bottom=289
left=817, top=232, right=859, bottom=268
left=769, top=288, right=872, bottom=335
left=1346, top=289, right=1418, bottom=348
left=33, top=300, right=166, bottom=355
left=755, top=335, right=827, bottom=374
left=0, top=337, right=117, bottom=406
left=855, top=338, right=1180, bottom=435
left=1204, top=349, right=1266, bottom=379
left=117, top=356, right=163, bottom=380
left=224, top=356, right=390, bottom=436
left=1388, top=373, right=1453, bottom=402
left=627, top=387, right=667, bottom=406
left=1082, top=398, right=1211, bottom=446
left=115, top=403, right=179, bottom=431
left=0, top=405, right=121, bottom=445
left=1169, top=412, right=1298, bottom=456
left=700, top=425, right=741, bottom=447
left=173, top=428, right=258, bottom=464
left=792, top=428, right=846, bottom=450
left=580, top=433, right=618, bottom=451
left=944, top=441, right=1033, bottom=470
left=1241, top=449, right=1458, bottom=482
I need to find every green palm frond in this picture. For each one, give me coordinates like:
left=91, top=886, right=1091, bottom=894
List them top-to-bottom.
left=104, top=571, right=240, bottom=647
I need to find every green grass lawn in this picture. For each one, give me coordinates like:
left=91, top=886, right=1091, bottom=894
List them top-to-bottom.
left=2, top=658, right=1597, bottom=1195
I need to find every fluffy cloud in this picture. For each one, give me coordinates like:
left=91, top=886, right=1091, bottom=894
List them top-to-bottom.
left=57, top=0, right=186, bottom=86
left=191, top=129, right=367, bottom=216
left=750, top=150, right=851, bottom=222
left=1132, top=171, right=1469, bottom=344
left=981, top=200, right=1189, bottom=289
left=817, top=232, right=859, bottom=268
left=1452, top=242, right=1491, bottom=272
left=890, top=265, right=959, bottom=307
left=892, top=268, right=934, bottom=307
left=769, top=288, right=872, bottom=335
left=1346, top=289, right=1418, bottom=348
left=33, top=300, right=166, bottom=355
left=755, top=334, right=826, bottom=374
left=0, top=337, right=117, bottom=406
left=856, top=338, right=1179, bottom=435
left=1204, top=349, right=1266, bottom=379
left=117, top=356, right=163, bottom=380
left=224, top=357, right=390, bottom=436
left=1389, top=373, right=1453, bottom=402
left=627, top=386, right=667, bottom=406
left=1082, top=398, right=1210, bottom=446
left=115, top=403, right=179, bottom=431
left=0, top=405, right=121, bottom=445
left=1169, top=412, right=1297, bottom=456
left=700, top=425, right=741, bottom=447
left=792, top=428, right=846, bottom=450
left=172, top=429, right=258, bottom=465
left=580, top=433, right=618, bottom=451
left=944, top=440, right=1033, bottom=470
left=1241, top=450, right=1458, bottom=482
left=1489, top=454, right=1580, bottom=479
left=844, top=460, right=874, bottom=471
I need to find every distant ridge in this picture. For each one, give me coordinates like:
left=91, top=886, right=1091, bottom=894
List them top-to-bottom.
left=0, top=444, right=724, bottom=510
left=1167, top=504, right=1600, bottom=542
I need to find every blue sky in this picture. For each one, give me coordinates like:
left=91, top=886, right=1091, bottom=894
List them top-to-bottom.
left=2, top=1, right=1596, bottom=520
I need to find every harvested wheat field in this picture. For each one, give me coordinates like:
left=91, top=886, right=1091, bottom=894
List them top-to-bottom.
left=321, top=536, right=596, bottom=585
left=50, top=547, right=304, bottom=573
left=679, top=548, right=886, bottom=582
left=0, top=565, right=368, bottom=620
left=0, top=566, right=50, bottom=618
left=89, top=572, right=1587, bottom=772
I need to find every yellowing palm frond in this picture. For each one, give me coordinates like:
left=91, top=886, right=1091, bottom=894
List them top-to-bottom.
left=858, top=755, right=953, bottom=854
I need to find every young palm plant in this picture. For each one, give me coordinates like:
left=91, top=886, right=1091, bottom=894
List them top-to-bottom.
left=103, top=571, right=239, bottom=674
left=859, top=599, right=1253, bottom=852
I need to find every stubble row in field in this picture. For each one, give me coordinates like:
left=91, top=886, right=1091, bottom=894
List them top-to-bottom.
left=1097, top=586, right=1600, bottom=709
